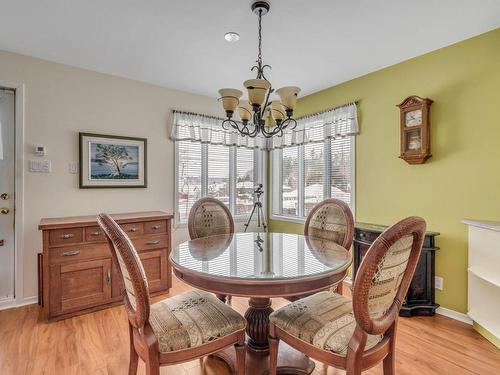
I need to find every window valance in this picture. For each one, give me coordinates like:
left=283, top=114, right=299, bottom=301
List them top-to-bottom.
left=267, top=102, right=359, bottom=150
left=170, top=103, right=358, bottom=151
left=170, top=110, right=267, bottom=150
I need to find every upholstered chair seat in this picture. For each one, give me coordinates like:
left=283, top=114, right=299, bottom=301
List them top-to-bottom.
left=149, top=290, right=246, bottom=353
left=270, top=291, right=382, bottom=356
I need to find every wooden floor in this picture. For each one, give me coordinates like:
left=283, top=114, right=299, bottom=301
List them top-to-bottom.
left=1, top=277, right=499, bottom=375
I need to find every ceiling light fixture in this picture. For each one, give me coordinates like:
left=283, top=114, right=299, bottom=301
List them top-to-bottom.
left=218, top=1, right=300, bottom=138
left=224, top=32, right=240, bottom=42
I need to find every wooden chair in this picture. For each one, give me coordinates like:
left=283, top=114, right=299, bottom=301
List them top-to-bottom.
left=188, top=197, right=234, bottom=303
left=188, top=197, right=234, bottom=240
left=303, top=198, right=355, bottom=295
left=97, top=213, right=246, bottom=375
left=269, top=216, right=426, bottom=375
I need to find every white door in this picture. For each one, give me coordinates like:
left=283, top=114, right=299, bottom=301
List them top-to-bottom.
left=0, top=88, right=15, bottom=302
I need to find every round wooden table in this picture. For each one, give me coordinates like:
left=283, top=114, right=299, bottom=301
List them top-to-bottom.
left=170, top=232, right=352, bottom=375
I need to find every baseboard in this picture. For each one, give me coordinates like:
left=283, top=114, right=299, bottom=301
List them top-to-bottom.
left=0, top=296, right=38, bottom=311
left=436, top=307, right=473, bottom=325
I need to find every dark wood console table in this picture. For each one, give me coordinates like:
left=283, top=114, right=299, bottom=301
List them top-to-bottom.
left=353, top=222, right=440, bottom=316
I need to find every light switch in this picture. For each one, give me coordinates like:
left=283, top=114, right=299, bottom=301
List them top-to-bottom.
left=29, top=160, right=51, bottom=173
left=68, top=162, right=78, bottom=174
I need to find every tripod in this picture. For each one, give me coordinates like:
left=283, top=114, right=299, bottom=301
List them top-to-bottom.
left=244, top=184, right=267, bottom=232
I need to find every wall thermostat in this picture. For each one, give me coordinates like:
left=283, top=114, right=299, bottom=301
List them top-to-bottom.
left=35, top=145, right=47, bottom=156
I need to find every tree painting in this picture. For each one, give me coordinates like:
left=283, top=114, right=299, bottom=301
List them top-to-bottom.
left=91, top=143, right=139, bottom=179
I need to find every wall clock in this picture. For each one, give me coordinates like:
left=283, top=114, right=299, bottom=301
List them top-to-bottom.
left=397, top=95, right=433, bottom=164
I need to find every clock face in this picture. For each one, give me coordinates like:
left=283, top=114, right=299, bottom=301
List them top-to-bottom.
left=405, top=109, right=422, bottom=127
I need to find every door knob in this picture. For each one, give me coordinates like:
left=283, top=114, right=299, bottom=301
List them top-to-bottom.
left=0, top=207, right=9, bottom=215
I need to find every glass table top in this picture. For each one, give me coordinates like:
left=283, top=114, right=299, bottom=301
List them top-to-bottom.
left=171, top=232, right=351, bottom=280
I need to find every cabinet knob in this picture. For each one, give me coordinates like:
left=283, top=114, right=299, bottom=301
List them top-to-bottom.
left=0, top=193, right=9, bottom=200
left=0, top=207, right=9, bottom=215
left=152, top=225, right=161, bottom=230
left=128, top=227, right=138, bottom=232
left=90, top=231, right=101, bottom=236
left=60, top=233, right=74, bottom=239
left=146, top=240, right=160, bottom=245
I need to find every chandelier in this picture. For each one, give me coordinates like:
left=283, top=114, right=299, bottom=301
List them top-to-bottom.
left=218, top=1, right=300, bottom=138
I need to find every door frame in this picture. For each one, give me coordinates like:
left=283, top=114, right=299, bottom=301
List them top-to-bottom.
left=0, top=80, right=26, bottom=310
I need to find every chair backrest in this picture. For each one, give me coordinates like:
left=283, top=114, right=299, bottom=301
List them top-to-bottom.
left=188, top=197, right=234, bottom=240
left=304, top=198, right=354, bottom=250
left=97, top=213, right=150, bottom=329
left=352, top=216, right=426, bottom=335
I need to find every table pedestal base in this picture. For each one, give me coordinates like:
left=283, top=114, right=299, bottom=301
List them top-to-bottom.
left=210, top=339, right=315, bottom=375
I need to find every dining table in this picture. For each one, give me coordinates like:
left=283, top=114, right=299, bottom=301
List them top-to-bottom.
left=170, top=231, right=352, bottom=375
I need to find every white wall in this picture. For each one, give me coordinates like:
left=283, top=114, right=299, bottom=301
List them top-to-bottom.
left=0, top=50, right=223, bottom=301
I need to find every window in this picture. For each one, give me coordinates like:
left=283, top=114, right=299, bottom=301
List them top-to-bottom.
left=272, top=137, right=354, bottom=220
left=175, top=141, right=263, bottom=224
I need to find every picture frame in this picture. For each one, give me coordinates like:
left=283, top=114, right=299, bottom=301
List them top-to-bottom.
left=79, top=132, right=147, bottom=188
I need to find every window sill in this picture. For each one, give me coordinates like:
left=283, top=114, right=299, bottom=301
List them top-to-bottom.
left=269, top=214, right=305, bottom=225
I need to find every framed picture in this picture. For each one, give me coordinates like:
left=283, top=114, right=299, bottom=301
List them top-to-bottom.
left=79, top=133, right=147, bottom=188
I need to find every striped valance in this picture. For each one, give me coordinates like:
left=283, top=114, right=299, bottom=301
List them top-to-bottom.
left=170, top=103, right=359, bottom=151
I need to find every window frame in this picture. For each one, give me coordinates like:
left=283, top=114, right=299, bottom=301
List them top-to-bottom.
left=271, top=137, right=356, bottom=223
left=174, top=141, right=264, bottom=226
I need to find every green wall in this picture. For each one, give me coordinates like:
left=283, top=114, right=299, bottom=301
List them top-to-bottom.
left=269, top=28, right=500, bottom=314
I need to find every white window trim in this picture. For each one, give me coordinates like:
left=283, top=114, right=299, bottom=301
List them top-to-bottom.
left=270, top=138, right=356, bottom=223
left=174, top=142, right=264, bottom=226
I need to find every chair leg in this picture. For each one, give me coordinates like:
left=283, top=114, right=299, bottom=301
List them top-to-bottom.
left=336, top=282, right=344, bottom=295
left=128, top=325, right=139, bottom=375
left=268, top=336, right=279, bottom=375
left=234, top=342, right=246, bottom=375
left=383, top=352, right=395, bottom=375
left=145, top=358, right=160, bottom=375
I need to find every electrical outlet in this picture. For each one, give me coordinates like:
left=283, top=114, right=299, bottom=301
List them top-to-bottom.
left=435, top=276, right=443, bottom=290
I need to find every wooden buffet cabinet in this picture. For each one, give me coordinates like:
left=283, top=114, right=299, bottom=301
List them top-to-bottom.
left=38, top=211, right=172, bottom=321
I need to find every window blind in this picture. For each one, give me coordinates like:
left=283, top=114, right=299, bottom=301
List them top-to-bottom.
left=330, top=137, right=352, bottom=206
left=177, top=141, right=202, bottom=222
left=304, top=143, right=325, bottom=215
left=207, top=144, right=230, bottom=208
left=281, top=146, right=299, bottom=215
left=236, top=148, right=255, bottom=215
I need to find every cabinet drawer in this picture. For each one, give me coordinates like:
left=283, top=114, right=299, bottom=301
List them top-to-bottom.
left=144, top=220, right=167, bottom=234
left=120, top=222, right=144, bottom=237
left=85, top=226, right=107, bottom=242
left=49, top=227, right=84, bottom=246
left=132, top=234, right=169, bottom=251
left=49, top=243, right=110, bottom=264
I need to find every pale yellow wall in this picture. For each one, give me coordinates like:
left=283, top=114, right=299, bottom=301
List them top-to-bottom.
left=270, top=28, right=500, bottom=313
left=0, top=50, right=221, bottom=301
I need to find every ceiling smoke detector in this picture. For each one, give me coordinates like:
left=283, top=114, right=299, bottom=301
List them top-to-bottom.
left=224, top=32, right=240, bottom=42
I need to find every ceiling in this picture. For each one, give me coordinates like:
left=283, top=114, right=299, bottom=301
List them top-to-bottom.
left=0, top=0, right=499, bottom=98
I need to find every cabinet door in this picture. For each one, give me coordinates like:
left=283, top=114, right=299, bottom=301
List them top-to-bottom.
left=140, top=250, right=168, bottom=293
left=49, top=258, right=112, bottom=315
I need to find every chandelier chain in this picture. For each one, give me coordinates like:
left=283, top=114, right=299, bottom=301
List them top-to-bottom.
left=257, top=9, right=263, bottom=68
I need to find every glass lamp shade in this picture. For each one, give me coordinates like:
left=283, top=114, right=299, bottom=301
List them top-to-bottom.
left=243, top=79, right=271, bottom=106
left=276, top=86, right=301, bottom=110
left=218, top=88, right=243, bottom=112
left=238, top=100, right=253, bottom=122
left=270, top=101, right=286, bottom=121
